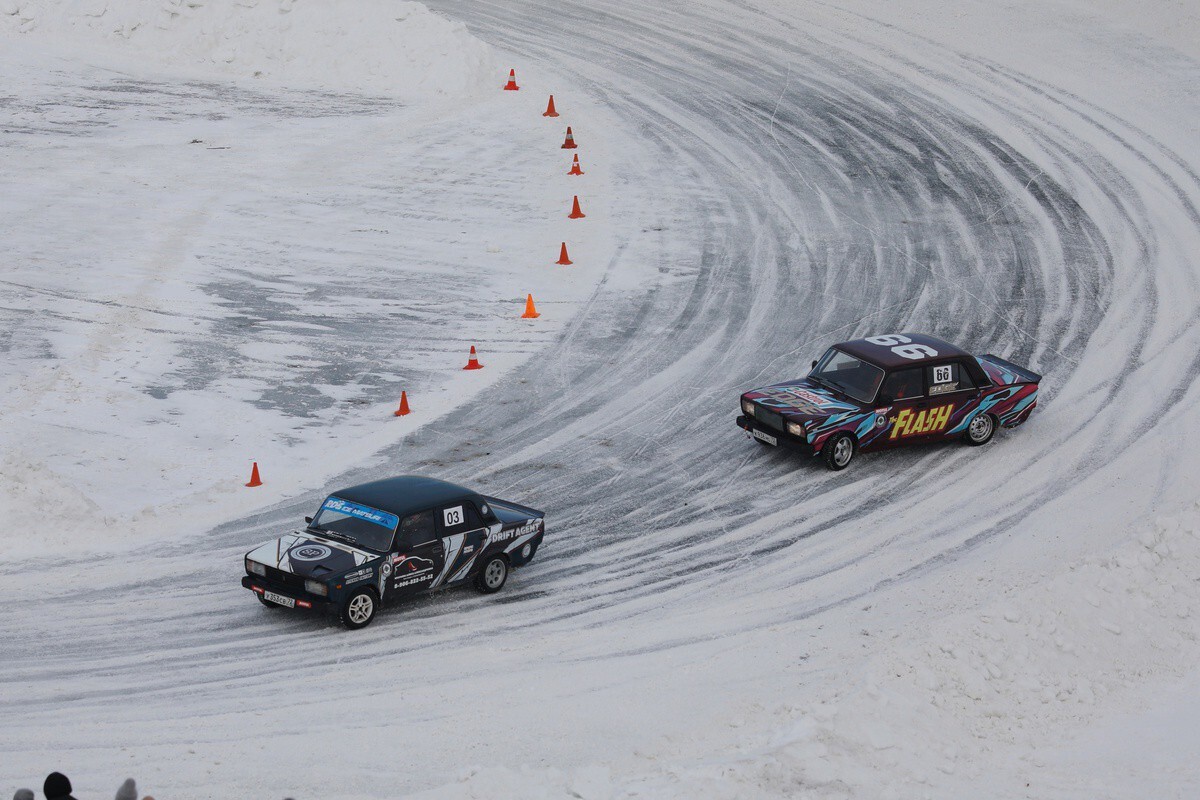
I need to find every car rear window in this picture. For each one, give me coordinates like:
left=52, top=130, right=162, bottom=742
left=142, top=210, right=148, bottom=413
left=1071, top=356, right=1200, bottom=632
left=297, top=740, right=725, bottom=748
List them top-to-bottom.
left=928, top=361, right=975, bottom=395
left=438, top=502, right=483, bottom=535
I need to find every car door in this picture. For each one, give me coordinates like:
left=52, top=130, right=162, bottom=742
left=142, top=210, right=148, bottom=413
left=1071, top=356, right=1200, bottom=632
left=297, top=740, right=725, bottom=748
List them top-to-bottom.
left=923, top=359, right=980, bottom=441
left=876, top=366, right=933, bottom=447
left=430, top=501, right=490, bottom=589
left=388, top=510, right=441, bottom=601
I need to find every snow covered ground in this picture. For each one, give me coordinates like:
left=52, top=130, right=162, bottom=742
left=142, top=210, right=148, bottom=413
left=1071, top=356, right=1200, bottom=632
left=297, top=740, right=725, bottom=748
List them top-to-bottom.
left=2, top=0, right=1199, bottom=798
left=0, top=3, right=620, bottom=559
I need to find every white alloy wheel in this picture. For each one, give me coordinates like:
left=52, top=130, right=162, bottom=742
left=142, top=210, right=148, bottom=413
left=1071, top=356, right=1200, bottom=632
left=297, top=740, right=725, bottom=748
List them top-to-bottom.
left=475, top=556, right=509, bottom=594
left=341, top=589, right=377, bottom=630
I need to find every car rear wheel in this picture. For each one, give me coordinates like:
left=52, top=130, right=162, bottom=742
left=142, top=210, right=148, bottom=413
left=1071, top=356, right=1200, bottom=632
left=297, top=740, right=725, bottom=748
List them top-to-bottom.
left=965, top=413, right=997, bottom=446
left=823, top=433, right=856, bottom=471
left=475, top=555, right=509, bottom=594
left=340, top=588, right=378, bottom=630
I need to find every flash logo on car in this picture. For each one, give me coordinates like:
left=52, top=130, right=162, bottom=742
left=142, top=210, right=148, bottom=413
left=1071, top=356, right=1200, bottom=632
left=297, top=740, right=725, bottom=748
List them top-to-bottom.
left=890, top=404, right=955, bottom=439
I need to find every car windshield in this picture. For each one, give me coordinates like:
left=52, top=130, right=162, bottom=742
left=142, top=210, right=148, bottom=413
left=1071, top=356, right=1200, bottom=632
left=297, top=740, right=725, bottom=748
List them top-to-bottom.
left=810, top=347, right=885, bottom=404
left=309, top=496, right=398, bottom=553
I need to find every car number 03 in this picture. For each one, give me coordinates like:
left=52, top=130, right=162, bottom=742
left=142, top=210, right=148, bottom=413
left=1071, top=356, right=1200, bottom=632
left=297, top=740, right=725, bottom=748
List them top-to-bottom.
left=865, top=334, right=939, bottom=361
left=443, top=506, right=464, bottom=527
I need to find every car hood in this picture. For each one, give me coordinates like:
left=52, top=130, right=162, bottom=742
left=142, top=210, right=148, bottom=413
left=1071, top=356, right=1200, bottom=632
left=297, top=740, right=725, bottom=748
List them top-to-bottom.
left=744, top=379, right=865, bottom=417
left=246, top=532, right=380, bottom=579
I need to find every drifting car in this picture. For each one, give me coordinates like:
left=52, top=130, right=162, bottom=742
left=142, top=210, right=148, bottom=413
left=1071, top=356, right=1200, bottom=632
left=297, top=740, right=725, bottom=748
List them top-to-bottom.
left=736, top=333, right=1040, bottom=470
left=241, top=476, right=545, bottom=629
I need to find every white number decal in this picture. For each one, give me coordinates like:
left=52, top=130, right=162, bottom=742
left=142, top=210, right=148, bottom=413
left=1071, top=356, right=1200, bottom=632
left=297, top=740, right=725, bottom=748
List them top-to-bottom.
left=865, top=334, right=912, bottom=346
left=865, top=334, right=939, bottom=361
left=893, top=344, right=939, bottom=360
left=933, top=365, right=953, bottom=383
left=443, top=506, right=464, bottom=527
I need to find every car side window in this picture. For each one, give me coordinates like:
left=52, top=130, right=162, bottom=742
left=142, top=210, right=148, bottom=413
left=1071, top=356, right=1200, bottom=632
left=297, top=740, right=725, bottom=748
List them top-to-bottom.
left=928, top=361, right=975, bottom=396
left=879, top=368, right=924, bottom=403
left=437, top=502, right=483, bottom=536
left=396, top=510, right=435, bottom=549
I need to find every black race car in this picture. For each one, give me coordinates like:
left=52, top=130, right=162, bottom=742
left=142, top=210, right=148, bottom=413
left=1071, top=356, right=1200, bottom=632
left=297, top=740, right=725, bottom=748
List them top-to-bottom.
left=242, top=476, right=545, bottom=629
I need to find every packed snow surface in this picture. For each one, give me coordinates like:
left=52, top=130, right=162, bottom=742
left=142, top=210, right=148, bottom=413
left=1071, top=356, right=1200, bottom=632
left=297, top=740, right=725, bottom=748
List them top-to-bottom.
left=0, top=0, right=495, bottom=99
left=2, top=0, right=1199, bottom=798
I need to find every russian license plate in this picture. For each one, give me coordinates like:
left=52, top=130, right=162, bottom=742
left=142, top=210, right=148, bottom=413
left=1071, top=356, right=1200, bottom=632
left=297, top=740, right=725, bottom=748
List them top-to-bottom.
left=752, top=429, right=777, bottom=446
left=263, top=590, right=295, bottom=608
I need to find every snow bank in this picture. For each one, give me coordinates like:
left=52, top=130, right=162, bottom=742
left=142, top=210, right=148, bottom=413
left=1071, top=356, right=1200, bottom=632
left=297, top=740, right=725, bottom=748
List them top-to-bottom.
left=0, top=0, right=496, bottom=100
left=412, top=503, right=1200, bottom=799
left=746, top=506, right=1200, bottom=797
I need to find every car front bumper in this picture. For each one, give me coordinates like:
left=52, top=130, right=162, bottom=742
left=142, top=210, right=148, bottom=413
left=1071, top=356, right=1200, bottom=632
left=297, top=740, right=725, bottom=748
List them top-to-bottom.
left=736, top=415, right=816, bottom=456
left=242, top=576, right=334, bottom=614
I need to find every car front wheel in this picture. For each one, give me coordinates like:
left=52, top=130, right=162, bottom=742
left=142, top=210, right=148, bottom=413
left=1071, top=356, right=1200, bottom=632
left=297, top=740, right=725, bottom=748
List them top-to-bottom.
left=965, top=413, right=997, bottom=446
left=822, top=433, right=856, bottom=471
left=475, top=555, right=509, bottom=594
left=340, top=588, right=378, bottom=630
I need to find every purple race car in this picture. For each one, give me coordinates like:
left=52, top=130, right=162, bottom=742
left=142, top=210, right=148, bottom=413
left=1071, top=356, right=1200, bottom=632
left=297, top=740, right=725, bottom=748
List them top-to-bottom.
left=736, top=333, right=1040, bottom=470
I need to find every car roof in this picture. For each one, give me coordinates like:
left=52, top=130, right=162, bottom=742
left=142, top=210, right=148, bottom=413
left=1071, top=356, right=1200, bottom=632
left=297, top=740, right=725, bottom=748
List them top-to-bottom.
left=834, top=333, right=970, bottom=370
left=326, top=475, right=476, bottom=519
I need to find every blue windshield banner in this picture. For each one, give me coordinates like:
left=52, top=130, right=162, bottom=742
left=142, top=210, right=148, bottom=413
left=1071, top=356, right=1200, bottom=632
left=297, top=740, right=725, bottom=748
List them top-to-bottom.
left=321, top=497, right=399, bottom=530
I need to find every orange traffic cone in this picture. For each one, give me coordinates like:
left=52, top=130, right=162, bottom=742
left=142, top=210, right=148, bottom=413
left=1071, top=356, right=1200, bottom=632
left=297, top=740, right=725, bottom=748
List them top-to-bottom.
left=503, top=69, right=519, bottom=91
left=543, top=95, right=559, bottom=117
left=561, top=126, right=577, bottom=149
left=567, top=154, right=584, bottom=175
left=568, top=195, right=586, bottom=219
left=556, top=242, right=573, bottom=265
left=521, top=294, right=541, bottom=319
left=463, top=346, right=484, bottom=370
left=393, top=391, right=411, bottom=417
left=245, top=462, right=263, bottom=487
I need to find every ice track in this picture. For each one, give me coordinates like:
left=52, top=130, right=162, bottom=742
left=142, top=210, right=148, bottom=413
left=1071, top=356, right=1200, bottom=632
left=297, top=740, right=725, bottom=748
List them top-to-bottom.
left=4, top=1, right=1200, bottom=796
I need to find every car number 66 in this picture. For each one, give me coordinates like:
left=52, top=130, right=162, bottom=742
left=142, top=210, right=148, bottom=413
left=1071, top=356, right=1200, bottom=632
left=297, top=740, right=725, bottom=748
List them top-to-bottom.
left=865, top=334, right=939, bottom=361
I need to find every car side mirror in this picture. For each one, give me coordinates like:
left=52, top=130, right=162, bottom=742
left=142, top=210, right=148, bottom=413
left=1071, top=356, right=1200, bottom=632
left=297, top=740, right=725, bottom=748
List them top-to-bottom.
left=811, top=360, right=817, bottom=369
left=304, top=516, right=313, bottom=524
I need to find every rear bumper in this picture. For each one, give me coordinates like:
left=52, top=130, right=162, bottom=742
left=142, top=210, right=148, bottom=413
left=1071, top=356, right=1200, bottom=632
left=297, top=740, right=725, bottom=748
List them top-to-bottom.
left=736, top=415, right=815, bottom=456
left=242, top=576, right=334, bottom=614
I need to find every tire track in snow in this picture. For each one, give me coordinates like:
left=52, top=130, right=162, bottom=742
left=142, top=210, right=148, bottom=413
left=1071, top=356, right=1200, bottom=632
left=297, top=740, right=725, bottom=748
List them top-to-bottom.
left=3, top=1, right=1200, bottom=795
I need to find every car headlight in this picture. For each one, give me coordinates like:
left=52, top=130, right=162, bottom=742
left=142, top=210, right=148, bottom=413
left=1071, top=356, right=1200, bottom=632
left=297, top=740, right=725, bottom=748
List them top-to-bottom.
left=742, top=400, right=755, bottom=416
left=787, top=421, right=805, bottom=437
left=246, top=559, right=266, bottom=577
left=305, top=580, right=329, bottom=597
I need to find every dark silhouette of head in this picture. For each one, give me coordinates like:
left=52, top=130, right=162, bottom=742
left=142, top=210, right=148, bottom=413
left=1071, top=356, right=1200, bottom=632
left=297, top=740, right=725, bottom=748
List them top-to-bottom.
left=43, top=773, right=72, bottom=800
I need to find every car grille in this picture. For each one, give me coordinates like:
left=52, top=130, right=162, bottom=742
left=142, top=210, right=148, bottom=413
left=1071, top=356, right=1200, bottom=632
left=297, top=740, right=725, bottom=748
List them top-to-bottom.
left=755, top=405, right=785, bottom=432
left=265, top=566, right=306, bottom=590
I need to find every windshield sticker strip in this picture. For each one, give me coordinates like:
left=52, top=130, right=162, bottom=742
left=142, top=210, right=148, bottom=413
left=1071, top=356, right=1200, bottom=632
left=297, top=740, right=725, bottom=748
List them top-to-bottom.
left=321, top=497, right=399, bottom=530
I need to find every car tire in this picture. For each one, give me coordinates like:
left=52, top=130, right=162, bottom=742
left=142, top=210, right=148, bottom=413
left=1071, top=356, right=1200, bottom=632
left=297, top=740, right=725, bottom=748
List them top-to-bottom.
left=965, top=412, right=997, bottom=446
left=822, top=433, right=856, bottom=471
left=475, top=555, right=509, bottom=594
left=340, top=588, right=378, bottom=630
left=257, top=594, right=282, bottom=609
